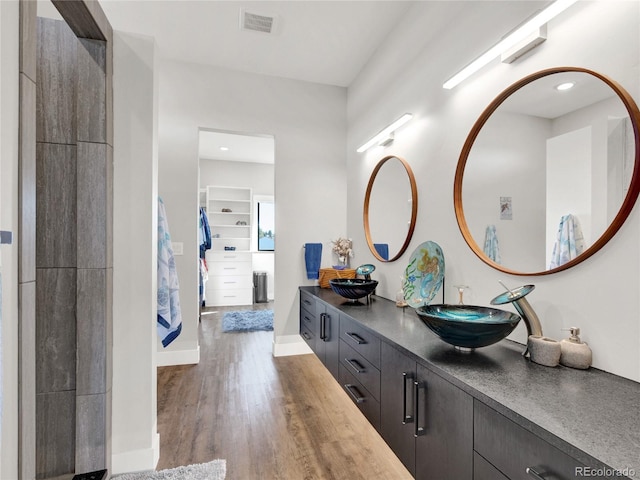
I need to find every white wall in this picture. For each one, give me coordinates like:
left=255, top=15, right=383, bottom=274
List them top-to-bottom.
left=347, top=0, right=640, bottom=381
left=0, top=1, right=19, bottom=478
left=112, top=31, right=159, bottom=473
left=159, top=60, right=347, bottom=359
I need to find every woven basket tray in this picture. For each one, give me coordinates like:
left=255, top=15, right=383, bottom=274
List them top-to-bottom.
left=319, top=268, right=356, bottom=288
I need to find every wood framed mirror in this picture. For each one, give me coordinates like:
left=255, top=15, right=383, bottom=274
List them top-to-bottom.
left=454, top=67, right=640, bottom=275
left=364, top=155, right=418, bottom=262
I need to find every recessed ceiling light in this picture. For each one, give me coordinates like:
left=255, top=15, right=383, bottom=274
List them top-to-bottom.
left=555, top=82, right=575, bottom=91
left=219, top=146, right=230, bottom=151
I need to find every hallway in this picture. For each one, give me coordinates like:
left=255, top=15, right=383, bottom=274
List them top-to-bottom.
left=156, top=303, right=411, bottom=479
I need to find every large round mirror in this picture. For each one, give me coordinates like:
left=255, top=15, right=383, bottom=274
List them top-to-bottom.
left=454, top=67, right=640, bottom=275
left=364, top=155, right=418, bottom=262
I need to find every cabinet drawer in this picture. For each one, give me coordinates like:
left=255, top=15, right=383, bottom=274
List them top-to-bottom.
left=207, top=251, right=252, bottom=263
left=209, top=261, right=252, bottom=276
left=211, top=275, right=253, bottom=290
left=207, top=288, right=253, bottom=306
left=300, top=291, right=316, bottom=314
left=339, top=315, right=380, bottom=368
left=300, top=323, right=315, bottom=351
left=339, top=339, right=380, bottom=401
left=339, top=363, right=380, bottom=431
left=474, top=400, right=590, bottom=480
left=474, top=452, right=509, bottom=480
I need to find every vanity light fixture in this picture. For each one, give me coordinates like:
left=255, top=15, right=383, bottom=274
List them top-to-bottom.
left=443, top=0, right=578, bottom=90
left=555, top=81, right=575, bottom=91
left=356, top=113, right=413, bottom=153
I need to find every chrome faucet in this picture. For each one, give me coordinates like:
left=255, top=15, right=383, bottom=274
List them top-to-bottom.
left=491, top=284, right=542, bottom=356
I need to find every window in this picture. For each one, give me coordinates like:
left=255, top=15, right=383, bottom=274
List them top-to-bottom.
left=257, top=200, right=275, bottom=251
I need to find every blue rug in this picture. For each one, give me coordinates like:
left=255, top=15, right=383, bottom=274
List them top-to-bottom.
left=222, top=309, right=273, bottom=333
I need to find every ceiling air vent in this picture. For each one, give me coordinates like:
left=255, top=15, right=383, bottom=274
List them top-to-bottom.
left=240, top=9, right=277, bottom=34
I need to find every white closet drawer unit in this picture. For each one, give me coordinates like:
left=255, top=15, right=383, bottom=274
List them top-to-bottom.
left=205, top=251, right=253, bottom=306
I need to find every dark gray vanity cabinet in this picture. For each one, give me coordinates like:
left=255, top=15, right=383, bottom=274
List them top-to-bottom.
left=380, top=342, right=473, bottom=480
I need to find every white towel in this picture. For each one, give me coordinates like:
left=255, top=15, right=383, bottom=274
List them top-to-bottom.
left=157, top=197, right=183, bottom=347
left=549, top=214, right=585, bottom=269
left=483, top=225, right=501, bottom=264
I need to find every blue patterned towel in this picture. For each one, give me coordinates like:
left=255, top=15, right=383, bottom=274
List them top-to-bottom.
left=157, top=197, right=182, bottom=347
left=549, top=214, right=585, bottom=269
left=483, top=225, right=501, bottom=264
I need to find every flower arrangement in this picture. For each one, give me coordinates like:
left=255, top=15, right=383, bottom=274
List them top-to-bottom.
left=331, top=237, right=353, bottom=268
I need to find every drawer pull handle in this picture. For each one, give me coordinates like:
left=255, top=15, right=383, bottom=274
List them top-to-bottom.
left=223, top=267, right=236, bottom=270
left=223, top=281, right=236, bottom=284
left=303, top=299, right=312, bottom=306
left=320, top=313, right=327, bottom=341
left=303, top=315, right=312, bottom=324
left=302, top=331, right=311, bottom=341
left=345, top=332, right=366, bottom=345
left=345, top=358, right=365, bottom=374
left=402, top=372, right=414, bottom=424
left=414, top=381, right=426, bottom=437
left=344, top=384, right=365, bottom=404
left=526, top=467, right=545, bottom=480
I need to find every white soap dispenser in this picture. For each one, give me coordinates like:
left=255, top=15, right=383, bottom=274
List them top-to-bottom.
left=560, top=327, right=592, bottom=370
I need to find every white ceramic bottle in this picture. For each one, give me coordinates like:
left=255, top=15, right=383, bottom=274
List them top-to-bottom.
left=560, top=327, right=592, bottom=369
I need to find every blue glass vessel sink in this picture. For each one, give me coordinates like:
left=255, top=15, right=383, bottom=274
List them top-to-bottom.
left=329, top=278, right=378, bottom=301
left=416, top=304, right=521, bottom=349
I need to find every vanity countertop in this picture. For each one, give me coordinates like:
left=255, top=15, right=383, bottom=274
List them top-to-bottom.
left=300, top=286, right=640, bottom=477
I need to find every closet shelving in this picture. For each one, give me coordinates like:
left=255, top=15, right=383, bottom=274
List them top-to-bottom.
left=204, top=185, right=254, bottom=306
left=206, top=185, right=252, bottom=252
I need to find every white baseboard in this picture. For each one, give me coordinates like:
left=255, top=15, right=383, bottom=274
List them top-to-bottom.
left=273, top=334, right=313, bottom=357
left=156, top=345, right=200, bottom=366
left=111, top=432, right=160, bottom=475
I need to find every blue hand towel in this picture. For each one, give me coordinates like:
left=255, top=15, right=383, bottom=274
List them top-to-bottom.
left=304, top=243, right=322, bottom=280
left=374, top=243, right=389, bottom=261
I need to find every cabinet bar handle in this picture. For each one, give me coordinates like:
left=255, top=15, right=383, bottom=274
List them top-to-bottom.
left=320, top=313, right=327, bottom=341
left=345, top=332, right=366, bottom=345
left=344, top=358, right=365, bottom=374
left=402, top=372, right=414, bottom=424
left=414, top=381, right=426, bottom=437
left=344, top=384, right=365, bottom=404
left=526, top=467, right=545, bottom=480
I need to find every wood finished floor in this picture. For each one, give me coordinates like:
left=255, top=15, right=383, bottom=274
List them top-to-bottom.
left=156, top=303, right=413, bottom=479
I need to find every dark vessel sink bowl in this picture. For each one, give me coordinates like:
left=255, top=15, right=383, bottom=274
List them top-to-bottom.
left=329, top=278, right=378, bottom=302
left=415, top=304, right=521, bottom=350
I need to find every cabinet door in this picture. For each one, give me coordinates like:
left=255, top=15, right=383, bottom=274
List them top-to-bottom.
left=315, top=303, right=340, bottom=379
left=380, top=342, right=417, bottom=477
left=415, top=363, right=473, bottom=480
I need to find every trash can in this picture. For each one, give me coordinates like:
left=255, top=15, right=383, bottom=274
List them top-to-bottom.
left=253, top=271, right=268, bottom=303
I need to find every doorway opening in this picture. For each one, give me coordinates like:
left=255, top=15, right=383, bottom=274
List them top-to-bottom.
left=197, top=129, right=275, bottom=312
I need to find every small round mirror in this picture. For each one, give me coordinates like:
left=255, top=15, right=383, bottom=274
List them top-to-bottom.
left=364, top=155, right=418, bottom=262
